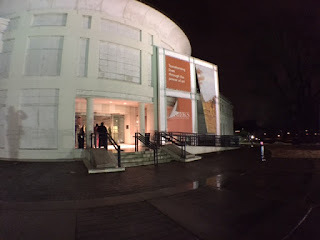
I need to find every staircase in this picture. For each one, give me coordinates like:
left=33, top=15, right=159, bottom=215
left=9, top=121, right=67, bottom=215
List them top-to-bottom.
left=161, top=144, right=201, bottom=162
left=120, top=149, right=173, bottom=167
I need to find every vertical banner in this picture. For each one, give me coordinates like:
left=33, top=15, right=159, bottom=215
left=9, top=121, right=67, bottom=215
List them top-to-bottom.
left=166, top=55, right=191, bottom=92
left=196, top=64, right=218, bottom=134
left=167, top=97, right=192, bottom=132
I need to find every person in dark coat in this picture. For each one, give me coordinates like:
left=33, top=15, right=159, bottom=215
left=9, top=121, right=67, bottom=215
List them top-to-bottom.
left=97, top=122, right=108, bottom=148
left=94, top=123, right=99, bottom=148
left=78, top=125, right=85, bottom=149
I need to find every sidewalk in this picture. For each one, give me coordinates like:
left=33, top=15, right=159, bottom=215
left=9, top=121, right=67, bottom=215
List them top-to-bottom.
left=1, top=147, right=319, bottom=240
left=0, top=148, right=253, bottom=204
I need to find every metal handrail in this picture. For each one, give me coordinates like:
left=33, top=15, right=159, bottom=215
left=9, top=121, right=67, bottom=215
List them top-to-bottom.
left=154, top=131, right=239, bottom=147
left=134, top=132, right=158, bottom=165
left=155, top=132, right=186, bottom=158
left=90, top=133, right=121, bottom=168
left=107, top=133, right=121, bottom=168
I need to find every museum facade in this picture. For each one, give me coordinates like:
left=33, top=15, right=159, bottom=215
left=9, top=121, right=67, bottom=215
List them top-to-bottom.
left=0, top=0, right=233, bottom=161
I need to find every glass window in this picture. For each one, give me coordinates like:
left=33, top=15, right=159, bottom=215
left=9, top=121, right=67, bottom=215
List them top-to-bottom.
left=33, top=13, right=67, bottom=26
left=25, top=36, right=64, bottom=76
left=99, top=41, right=140, bottom=83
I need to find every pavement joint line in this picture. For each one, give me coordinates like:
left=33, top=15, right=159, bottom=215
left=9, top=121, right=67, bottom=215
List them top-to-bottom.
left=0, top=182, right=198, bottom=211
left=145, top=200, right=204, bottom=240
left=281, top=206, right=313, bottom=240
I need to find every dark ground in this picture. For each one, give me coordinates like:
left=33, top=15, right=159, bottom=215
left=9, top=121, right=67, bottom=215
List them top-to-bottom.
left=1, top=147, right=320, bottom=240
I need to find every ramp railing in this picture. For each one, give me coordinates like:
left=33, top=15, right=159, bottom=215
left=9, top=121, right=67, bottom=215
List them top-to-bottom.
left=154, top=131, right=239, bottom=147
left=134, top=132, right=158, bottom=165
left=154, top=132, right=187, bottom=158
left=90, top=133, right=121, bottom=168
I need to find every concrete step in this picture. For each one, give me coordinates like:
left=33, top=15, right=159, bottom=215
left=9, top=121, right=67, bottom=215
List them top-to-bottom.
left=161, top=144, right=201, bottom=162
left=90, top=148, right=118, bottom=168
left=83, top=149, right=125, bottom=174
left=119, top=150, right=174, bottom=167
left=121, top=156, right=173, bottom=164
left=83, top=158, right=125, bottom=174
left=122, top=158, right=172, bottom=167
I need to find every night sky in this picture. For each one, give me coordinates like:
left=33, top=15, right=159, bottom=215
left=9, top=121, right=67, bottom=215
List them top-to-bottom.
left=142, top=0, right=320, bottom=130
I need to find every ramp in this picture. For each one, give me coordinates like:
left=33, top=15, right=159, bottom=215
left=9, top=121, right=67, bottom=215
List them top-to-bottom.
left=162, top=144, right=201, bottom=162
left=83, top=149, right=125, bottom=174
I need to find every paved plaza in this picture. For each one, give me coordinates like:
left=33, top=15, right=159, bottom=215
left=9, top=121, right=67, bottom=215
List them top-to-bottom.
left=1, top=147, right=320, bottom=239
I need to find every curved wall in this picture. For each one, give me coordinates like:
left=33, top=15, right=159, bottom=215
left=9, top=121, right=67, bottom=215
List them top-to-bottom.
left=0, top=0, right=191, bottom=160
left=0, top=0, right=191, bottom=55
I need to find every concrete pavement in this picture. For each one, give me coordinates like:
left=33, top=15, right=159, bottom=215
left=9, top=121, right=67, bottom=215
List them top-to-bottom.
left=1, top=147, right=320, bottom=239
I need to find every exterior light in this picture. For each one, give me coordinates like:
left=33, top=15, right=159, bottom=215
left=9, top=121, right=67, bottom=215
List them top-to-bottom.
left=287, top=132, right=290, bottom=135
left=277, top=134, right=280, bottom=138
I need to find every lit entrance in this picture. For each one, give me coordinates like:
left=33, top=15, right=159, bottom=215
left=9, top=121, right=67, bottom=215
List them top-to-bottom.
left=75, top=98, right=140, bottom=148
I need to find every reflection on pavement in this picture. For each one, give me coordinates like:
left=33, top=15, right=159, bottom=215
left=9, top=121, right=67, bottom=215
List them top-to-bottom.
left=189, top=174, right=225, bottom=191
left=206, top=174, right=223, bottom=189
left=192, top=181, right=199, bottom=190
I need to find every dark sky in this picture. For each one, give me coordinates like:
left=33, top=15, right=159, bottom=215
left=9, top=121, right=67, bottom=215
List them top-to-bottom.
left=142, top=0, right=320, bottom=129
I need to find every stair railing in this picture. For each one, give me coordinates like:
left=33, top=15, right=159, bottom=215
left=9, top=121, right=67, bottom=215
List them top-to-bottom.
left=154, top=131, right=186, bottom=158
left=154, top=131, right=240, bottom=147
left=134, top=132, right=158, bottom=165
left=90, top=133, right=121, bottom=168
left=106, top=133, right=121, bottom=168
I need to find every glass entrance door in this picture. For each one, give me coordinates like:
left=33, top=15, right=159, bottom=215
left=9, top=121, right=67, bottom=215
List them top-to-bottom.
left=112, top=115, right=124, bottom=143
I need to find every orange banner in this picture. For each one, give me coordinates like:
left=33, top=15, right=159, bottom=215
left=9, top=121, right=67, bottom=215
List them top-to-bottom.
left=166, top=55, right=191, bottom=92
left=167, top=97, right=192, bottom=133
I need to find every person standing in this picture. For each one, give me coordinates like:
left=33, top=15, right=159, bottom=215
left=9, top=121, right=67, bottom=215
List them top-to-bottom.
left=97, top=122, right=108, bottom=148
left=94, top=123, right=99, bottom=148
left=78, top=125, right=85, bottom=149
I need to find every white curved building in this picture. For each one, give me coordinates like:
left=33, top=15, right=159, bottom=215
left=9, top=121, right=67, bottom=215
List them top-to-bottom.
left=0, top=0, right=224, bottom=161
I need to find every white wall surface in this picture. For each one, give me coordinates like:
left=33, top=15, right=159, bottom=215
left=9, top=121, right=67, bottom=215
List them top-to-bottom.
left=0, top=0, right=191, bottom=55
left=0, top=0, right=192, bottom=160
left=0, top=90, right=7, bottom=148
left=220, top=96, right=234, bottom=135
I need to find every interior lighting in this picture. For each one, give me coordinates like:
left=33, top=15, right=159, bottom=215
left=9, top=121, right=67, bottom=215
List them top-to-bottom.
left=124, top=102, right=127, bottom=105
left=287, top=132, right=290, bottom=135
left=277, top=135, right=280, bottom=138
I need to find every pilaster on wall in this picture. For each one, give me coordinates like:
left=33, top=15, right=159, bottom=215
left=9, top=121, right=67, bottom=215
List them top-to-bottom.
left=57, top=12, right=80, bottom=151
left=0, top=18, right=9, bottom=52
left=86, top=97, right=94, bottom=148
left=139, top=102, right=145, bottom=135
